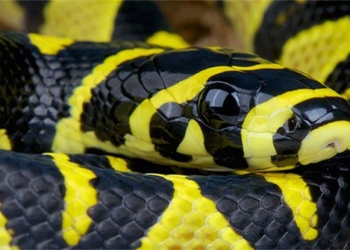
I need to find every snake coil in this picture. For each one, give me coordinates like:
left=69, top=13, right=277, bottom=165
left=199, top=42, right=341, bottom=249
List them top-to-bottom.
left=0, top=0, right=349, bottom=249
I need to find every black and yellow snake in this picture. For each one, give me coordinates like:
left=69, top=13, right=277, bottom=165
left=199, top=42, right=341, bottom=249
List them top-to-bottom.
left=0, top=0, right=350, bottom=249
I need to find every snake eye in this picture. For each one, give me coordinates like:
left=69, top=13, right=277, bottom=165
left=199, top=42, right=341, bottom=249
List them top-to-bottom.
left=199, top=84, right=240, bottom=129
left=285, top=114, right=301, bottom=134
left=287, top=116, right=297, bottom=132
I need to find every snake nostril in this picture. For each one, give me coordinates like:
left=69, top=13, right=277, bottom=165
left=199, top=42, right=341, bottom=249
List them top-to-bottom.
left=324, top=141, right=337, bottom=150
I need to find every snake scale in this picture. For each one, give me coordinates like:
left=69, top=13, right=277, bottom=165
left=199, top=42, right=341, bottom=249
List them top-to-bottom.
left=0, top=0, right=350, bottom=249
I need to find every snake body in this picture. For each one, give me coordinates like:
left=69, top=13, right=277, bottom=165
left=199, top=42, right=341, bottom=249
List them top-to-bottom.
left=0, top=0, right=350, bottom=249
left=221, top=0, right=350, bottom=100
left=0, top=149, right=350, bottom=249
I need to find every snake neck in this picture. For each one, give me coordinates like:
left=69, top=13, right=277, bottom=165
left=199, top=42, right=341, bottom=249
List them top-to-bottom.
left=0, top=31, right=164, bottom=153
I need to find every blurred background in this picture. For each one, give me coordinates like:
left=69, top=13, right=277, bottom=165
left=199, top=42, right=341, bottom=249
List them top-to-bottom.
left=0, top=0, right=243, bottom=49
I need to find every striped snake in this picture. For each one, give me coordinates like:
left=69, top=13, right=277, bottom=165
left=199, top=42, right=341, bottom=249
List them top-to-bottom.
left=0, top=0, right=349, bottom=249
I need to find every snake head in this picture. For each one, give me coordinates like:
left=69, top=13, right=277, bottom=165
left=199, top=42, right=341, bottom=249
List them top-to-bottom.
left=127, top=48, right=350, bottom=171
left=196, top=66, right=350, bottom=171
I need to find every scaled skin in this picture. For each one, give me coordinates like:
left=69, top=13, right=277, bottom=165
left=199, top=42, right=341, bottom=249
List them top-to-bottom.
left=1, top=32, right=350, bottom=172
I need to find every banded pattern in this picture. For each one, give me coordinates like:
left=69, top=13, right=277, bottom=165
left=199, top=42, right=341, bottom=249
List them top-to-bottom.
left=0, top=0, right=350, bottom=249
left=0, top=0, right=188, bottom=48
left=220, top=0, right=350, bottom=100
left=255, top=0, right=350, bottom=100
left=0, top=31, right=161, bottom=153
left=2, top=32, right=350, bottom=173
left=0, top=150, right=349, bottom=249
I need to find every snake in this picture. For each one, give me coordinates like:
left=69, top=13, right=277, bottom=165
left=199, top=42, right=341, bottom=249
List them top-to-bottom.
left=0, top=0, right=350, bottom=249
